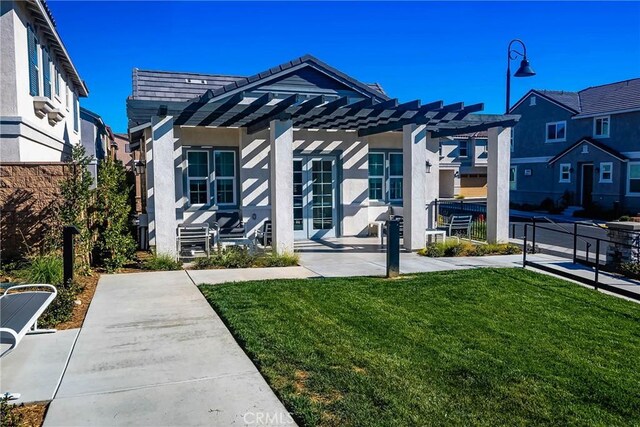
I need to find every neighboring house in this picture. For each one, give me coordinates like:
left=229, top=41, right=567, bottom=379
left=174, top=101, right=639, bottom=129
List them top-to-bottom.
left=0, top=0, right=88, bottom=257
left=126, top=54, right=517, bottom=256
left=509, top=79, right=640, bottom=213
left=80, top=107, right=113, bottom=183
left=439, top=131, right=488, bottom=198
left=113, top=133, right=132, bottom=167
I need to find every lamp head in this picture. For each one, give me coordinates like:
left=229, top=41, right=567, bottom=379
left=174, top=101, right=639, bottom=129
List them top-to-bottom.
left=514, top=58, right=536, bottom=77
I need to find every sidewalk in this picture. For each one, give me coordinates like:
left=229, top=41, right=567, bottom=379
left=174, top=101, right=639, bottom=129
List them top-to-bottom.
left=44, top=270, right=293, bottom=426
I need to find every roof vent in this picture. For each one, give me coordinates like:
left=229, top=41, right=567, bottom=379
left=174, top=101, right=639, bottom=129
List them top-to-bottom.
left=186, top=78, right=207, bottom=84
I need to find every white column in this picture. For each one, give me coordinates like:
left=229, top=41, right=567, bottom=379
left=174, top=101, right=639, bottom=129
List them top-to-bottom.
left=147, top=115, right=178, bottom=256
left=270, top=119, right=294, bottom=254
left=402, top=124, right=427, bottom=251
left=487, top=126, right=511, bottom=243
left=425, top=133, right=440, bottom=229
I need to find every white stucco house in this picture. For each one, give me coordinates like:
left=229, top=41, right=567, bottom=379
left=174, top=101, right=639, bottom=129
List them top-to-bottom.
left=0, top=0, right=88, bottom=162
left=127, top=55, right=517, bottom=256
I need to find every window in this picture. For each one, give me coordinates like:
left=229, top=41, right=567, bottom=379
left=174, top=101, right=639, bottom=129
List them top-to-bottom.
left=27, top=25, right=39, bottom=96
left=42, top=49, right=51, bottom=98
left=54, top=69, right=60, bottom=97
left=66, top=85, right=71, bottom=109
left=73, top=94, right=79, bottom=132
left=529, top=96, right=536, bottom=106
left=594, top=116, right=610, bottom=138
left=546, top=121, right=566, bottom=142
left=510, top=132, right=514, bottom=152
left=476, top=138, right=488, bottom=154
left=458, top=140, right=468, bottom=157
left=187, top=151, right=209, bottom=205
left=214, top=151, right=236, bottom=205
left=368, top=152, right=384, bottom=201
left=368, top=152, right=403, bottom=203
left=388, top=153, right=403, bottom=202
left=599, top=162, right=613, bottom=183
left=628, top=162, right=640, bottom=195
left=559, top=163, right=572, bottom=183
left=509, top=166, right=517, bottom=190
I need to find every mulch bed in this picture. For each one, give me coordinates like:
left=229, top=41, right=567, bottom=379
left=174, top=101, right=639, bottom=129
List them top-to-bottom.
left=55, top=272, right=100, bottom=330
left=14, top=402, right=48, bottom=427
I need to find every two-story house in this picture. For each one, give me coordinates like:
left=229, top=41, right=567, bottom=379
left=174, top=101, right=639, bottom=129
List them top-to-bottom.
left=0, top=0, right=89, bottom=257
left=509, top=79, right=640, bottom=214
left=439, top=131, right=488, bottom=198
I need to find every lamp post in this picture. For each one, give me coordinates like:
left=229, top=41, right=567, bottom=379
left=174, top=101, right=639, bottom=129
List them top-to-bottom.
left=506, top=39, right=536, bottom=113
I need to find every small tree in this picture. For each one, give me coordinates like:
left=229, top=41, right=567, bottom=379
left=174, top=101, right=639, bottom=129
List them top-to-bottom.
left=59, top=145, right=95, bottom=274
left=94, top=158, right=136, bottom=271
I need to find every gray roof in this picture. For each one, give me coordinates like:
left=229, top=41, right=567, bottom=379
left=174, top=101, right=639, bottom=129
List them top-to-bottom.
left=131, top=55, right=388, bottom=103
left=525, top=78, right=640, bottom=117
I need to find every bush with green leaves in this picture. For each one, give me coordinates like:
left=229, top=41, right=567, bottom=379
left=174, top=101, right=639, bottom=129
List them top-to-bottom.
left=94, top=158, right=136, bottom=272
left=418, top=241, right=521, bottom=258
left=193, top=247, right=298, bottom=269
left=254, top=251, right=299, bottom=267
left=142, top=253, right=183, bottom=271
left=21, top=254, right=63, bottom=284
left=619, top=262, right=640, bottom=280
left=1, top=397, right=22, bottom=427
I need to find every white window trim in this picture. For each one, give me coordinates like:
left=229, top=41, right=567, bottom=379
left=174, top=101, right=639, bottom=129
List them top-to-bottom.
left=593, top=115, right=610, bottom=138
left=545, top=121, right=567, bottom=143
left=186, top=150, right=211, bottom=206
left=214, top=150, right=237, bottom=206
left=368, top=152, right=385, bottom=202
left=388, top=152, right=403, bottom=203
left=627, top=161, right=640, bottom=196
left=599, top=162, right=613, bottom=183
left=559, top=163, right=572, bottom=183
left=509, top=166, right=517, bottom=190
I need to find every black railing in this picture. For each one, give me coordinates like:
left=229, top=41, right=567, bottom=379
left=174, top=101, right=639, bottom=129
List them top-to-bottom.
left=434, top=199, right=487, bottom=241
left=522, top=220, right=640, bottom=301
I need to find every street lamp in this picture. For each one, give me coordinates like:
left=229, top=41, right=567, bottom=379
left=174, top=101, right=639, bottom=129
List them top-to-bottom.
left=506, top=39, right=536, bottom=113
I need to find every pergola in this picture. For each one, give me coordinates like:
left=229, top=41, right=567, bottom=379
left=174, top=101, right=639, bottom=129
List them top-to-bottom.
left=129, top=91, right=518, bottom=254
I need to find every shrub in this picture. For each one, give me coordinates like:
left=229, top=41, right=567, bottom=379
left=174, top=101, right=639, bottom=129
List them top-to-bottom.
left=94, top=158, right=136, bottom=272
left=540, top=197, right=555, bottom=212
left=419, top=241, right=522, bottom=258
left=193, top=247, right=299, bottom=269
left=254, top=252, right=299, bottom=267
left=142, top=253, right=183, bottom=271
left=21, top=254, right=63, bottom=285
left=619, top=262, right=640, bottom=280
left=39, top=280, right=83, bottom=328
left=1, top=397, right=22, bottom=427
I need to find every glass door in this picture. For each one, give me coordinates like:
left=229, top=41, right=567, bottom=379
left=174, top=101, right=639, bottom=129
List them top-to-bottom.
left=293, top=156, right=337, bottom=240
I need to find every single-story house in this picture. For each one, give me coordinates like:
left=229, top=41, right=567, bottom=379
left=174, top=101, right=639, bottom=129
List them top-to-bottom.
left=126, top=55, right=518, bottom=256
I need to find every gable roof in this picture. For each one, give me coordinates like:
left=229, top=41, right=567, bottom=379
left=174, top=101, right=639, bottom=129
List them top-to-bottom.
left=132, top=55, right=388, bottom=103
left=510, top=78, right=640, bottom=117
left=548, top=136, right=628, bottom=164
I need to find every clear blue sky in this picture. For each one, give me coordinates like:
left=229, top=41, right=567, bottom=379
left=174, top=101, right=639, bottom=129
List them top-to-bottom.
left=48, top=1, right=640, bottom=133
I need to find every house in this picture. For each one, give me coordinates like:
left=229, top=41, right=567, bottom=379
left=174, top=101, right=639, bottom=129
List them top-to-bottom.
left=0, top=0, right=88, bottom=257
left=126, top=55, right=518, bottom=256
left=509, top=79, right=640, bottom=213
left=80, top=107, right=115, bottom=184
left=439, top=131, right=488, bottom=198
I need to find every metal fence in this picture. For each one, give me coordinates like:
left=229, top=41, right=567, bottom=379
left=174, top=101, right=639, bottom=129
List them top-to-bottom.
left=434, top=199, right=487, bottom=241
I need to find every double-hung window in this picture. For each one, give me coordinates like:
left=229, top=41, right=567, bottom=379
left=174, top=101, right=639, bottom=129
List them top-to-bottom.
left=27, top=25, right=39, bottom=96
left=42, top=48, right=51, bottom=98
left=54, top=69, right=60, bottom=97
left=73, top=94, right=79, bottom=132
left=594, top=116, right=610, bottom=138
left=546, top=121, right=566, bottom=142
left=458, top=140, right=469, bottom=157
left=187, top=151, right=209, bottom=205
left=214, top=151, right=236, bottom=205
left=367, top=152, right=403, bottom=203
left=368, top=152, right=385, bottom=201
left=388, top=153, right=403, bottom=202
left=599, top=162, right=613, bottom=183
left=628, top=162, right=640, bottom=195
left=559, top=163, right=572, bottom=183
left=509, top=166, right=517, bottom=190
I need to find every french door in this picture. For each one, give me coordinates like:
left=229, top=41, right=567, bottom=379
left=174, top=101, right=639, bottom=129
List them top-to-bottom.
left=293, top=156, right=337, bottom=240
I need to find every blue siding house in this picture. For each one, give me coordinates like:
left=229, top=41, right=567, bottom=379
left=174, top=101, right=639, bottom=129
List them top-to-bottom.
left=509, top=78, right=640, bottom=214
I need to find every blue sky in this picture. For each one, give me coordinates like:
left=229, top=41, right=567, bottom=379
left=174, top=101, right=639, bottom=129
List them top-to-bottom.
left=48, top=1, right=640, bottom=133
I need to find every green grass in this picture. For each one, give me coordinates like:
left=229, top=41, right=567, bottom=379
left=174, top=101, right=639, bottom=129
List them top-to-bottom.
left=200, top=269, right=640, bottom=427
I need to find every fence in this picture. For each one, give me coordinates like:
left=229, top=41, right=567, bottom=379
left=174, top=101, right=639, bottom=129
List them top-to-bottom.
left=434, top=199, right=487, bottom=241
left=522, top=219, right=640, bottom=301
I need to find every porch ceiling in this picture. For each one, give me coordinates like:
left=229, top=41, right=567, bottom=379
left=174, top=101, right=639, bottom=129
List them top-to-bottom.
left=127, top=91, right=520, bottom=137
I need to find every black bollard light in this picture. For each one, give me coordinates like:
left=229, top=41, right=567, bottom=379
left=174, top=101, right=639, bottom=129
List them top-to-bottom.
left=386, top=220, right=400, bottom=278
left=63, top=225, right=80, bottom=285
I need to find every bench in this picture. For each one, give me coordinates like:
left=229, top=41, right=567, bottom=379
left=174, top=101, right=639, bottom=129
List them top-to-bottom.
left=438, top=214, right=473, bottom=238
left=255, top=220, right=272, bottom=247
left=177, top=223, right=211, bottom=258
left=1, top=284, right=57, bottom=358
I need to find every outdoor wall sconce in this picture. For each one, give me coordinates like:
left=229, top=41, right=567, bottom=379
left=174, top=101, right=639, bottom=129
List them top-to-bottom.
left=133, top=160, right=145, bottom=175
left=425, top=160, right=432, bottom=173
left=454, top=171, right=460, bottom=178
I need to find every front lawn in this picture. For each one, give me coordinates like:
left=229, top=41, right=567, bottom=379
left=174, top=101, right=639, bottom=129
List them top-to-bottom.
left=200, top=269, right=640, bottom=426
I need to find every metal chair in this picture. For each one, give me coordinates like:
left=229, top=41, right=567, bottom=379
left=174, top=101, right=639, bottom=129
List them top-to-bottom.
left=177, top=223, right=210, bottom=258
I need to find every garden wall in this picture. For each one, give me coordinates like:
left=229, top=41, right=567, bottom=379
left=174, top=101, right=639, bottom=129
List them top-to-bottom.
left=0, top=162, right=70, bottom=259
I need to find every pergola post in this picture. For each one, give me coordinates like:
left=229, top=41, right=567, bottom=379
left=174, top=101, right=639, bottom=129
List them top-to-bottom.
left=148, top=115, right=178, bottom=257
left=270, top=119, right=294, bottom=254
left=402, top=124, right=427, bottom=251
left=487, top=126, right=512, bottom=243
left=425, top=132, right=440, bottom=229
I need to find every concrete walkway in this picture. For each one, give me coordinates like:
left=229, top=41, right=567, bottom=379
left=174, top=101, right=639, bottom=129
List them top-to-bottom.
left=44, top=270, right=293, bottom=426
